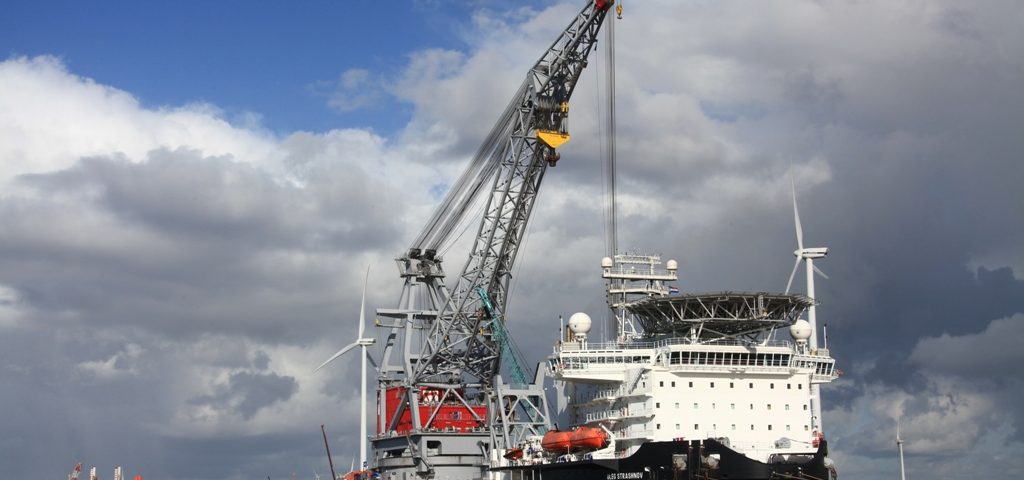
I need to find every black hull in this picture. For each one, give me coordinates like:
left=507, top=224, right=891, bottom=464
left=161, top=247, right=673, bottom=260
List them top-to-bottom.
left=494, top=439, right=831, bottom=480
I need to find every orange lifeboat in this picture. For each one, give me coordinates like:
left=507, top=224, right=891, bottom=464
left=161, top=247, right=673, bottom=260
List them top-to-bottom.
left=570, top=426, right=608, bottom=451
left=541, top=430, right=572, bottom=452
left=503, top=447, right=524, bottom=460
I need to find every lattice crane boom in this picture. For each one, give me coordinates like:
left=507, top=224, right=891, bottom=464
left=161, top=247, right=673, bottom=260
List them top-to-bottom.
left=406, top=0, right=613, bottom=389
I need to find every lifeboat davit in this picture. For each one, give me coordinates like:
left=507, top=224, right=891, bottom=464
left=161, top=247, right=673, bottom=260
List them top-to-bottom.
left=570, top=426, right=608, bottom=451
left=541, top=430, right=572, bottom=452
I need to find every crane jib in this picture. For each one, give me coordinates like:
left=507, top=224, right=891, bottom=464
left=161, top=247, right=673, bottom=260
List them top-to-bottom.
left=376, top=0, right=614, bottom=452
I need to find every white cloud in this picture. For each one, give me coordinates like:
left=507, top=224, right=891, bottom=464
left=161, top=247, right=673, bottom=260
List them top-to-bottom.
left=909, top=314, right=1024, bottom=376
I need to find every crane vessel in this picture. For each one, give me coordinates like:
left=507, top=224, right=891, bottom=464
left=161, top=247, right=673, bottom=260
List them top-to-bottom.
left=318, top=1, right=840, bottom=479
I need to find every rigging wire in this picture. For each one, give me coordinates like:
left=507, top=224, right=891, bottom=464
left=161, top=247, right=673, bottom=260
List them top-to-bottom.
left=602, top=6, right=619, bottom=341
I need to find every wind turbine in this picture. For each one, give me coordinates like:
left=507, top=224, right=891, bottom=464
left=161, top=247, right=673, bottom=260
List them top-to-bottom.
left=785, top=176, right=829, bottom=433
left=785, top=177, right=830, bottom=347
left=315, top=267, right=377, bottom=472
left=896, top=419, right=907, bottom=480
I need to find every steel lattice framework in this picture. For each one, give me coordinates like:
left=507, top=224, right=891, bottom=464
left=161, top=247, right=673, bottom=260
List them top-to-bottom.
left=373, top=1, right=614, bottom=453
left=408, top=3, right=611, bottom=389
left=629, top=292, right=814, bottom=342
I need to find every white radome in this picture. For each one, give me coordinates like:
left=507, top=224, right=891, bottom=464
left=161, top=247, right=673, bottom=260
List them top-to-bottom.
left=601, top=257, right=614, bottom=268
left=666, top=259, right=678, bottom=271
left=568, top=312, right=593, bottom=334
left=789, top=319, right=812, bottom=341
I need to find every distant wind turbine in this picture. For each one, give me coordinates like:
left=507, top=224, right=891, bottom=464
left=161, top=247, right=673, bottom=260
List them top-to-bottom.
left=785, top=174, right=829, bottom=433
left=315, top=267, right=377, bottom=471
left=897, top=419, right=907, bottom=480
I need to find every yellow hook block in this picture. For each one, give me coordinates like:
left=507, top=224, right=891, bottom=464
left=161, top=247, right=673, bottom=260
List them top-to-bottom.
left=537, top=130, right=571, bottom=148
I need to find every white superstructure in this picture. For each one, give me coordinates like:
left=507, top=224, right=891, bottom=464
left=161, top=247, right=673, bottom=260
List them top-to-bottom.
left=546, top=255, right=838, bottom=464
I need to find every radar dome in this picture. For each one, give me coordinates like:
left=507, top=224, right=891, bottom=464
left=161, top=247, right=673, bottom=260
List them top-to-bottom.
left=601, top=257, right=614, bottom=268
left=666, top=259, right=678, bottom=271
left=568, top=312, right=593, bottom=334
left=789, top=319, right=812, bottom=341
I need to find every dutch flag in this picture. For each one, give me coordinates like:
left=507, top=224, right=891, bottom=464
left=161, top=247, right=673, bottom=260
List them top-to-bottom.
left=668, top=285, right=679, bottom=294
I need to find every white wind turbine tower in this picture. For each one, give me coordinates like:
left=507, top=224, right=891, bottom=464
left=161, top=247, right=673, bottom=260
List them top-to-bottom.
left=785, top=177, right=829, bottom=433
left=316, top=267, right=376, bottom=471
left=896, top=419, right=907, bottom=480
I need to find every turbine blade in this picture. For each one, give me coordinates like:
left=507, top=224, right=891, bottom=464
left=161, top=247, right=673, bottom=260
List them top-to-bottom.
left=792, top=175, right=804, bottom=250
left=785, top=257, right=801, bottom=294
left=812, top=263, right=830, bottom=279
left=358, top=266, right=369, bottom=338
left=314, top=342, right=358, bottom=373
left=365, top=349, right=378, bottom=369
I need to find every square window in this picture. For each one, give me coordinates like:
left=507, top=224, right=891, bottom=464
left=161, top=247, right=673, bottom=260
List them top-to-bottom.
left=660, top=381, right=664, bottom=387
left=671, top=381, right=676, bottom=387
left=688, top=381, right=693, bottom=387
left=730, top=382, right=734, bottom=388
left=749, top=382, right=754, bottom=389
left=770, top=383, right=775, bottom=389
left=787, top=383, right=792, bottom=390
left=799, top=384, right=803, bottom=390
left=656, top=402, right=661, bottom=408
left=674, top=402, right=679, bottom=409
left=693, top=403, right=698, bottom=409
left=712, top=403, right=716, bottom=410
left=730, top=403, right=735, bottom=410
left=749, top=404, right=754, bottom=410
left=767, top=404, right=772, bottom=410
left=785, top=404, right=790, bottom=411
left=803, top=404, right=808, bottom=411
left=675, top=423, right=680, bottom=430
left=713, top=423, right=717, bottom=430
left=657, top=424, right=661, bottom=430
left=694, top=424, right=699, bottom=430
left=731, top=424, right=736, bottom=431
left=751, top=425, right=755, bottom=431
left=768, top=425, right=773, bottom=431
left=786, top=425, right=791, bottom=431
left=804, top=425, right=809, bottom=431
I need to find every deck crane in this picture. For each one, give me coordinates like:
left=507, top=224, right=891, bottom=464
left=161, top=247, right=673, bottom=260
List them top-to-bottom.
left=369, top=1, right=615, bottom=477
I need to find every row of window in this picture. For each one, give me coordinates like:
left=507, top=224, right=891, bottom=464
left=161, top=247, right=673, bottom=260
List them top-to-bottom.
left=666, top=351, right=792, bottom=367
left=655, top=380, right=804, bottom=390
left=654, top=402, right=808, bottom=411
left=656, top=423, right=810, bottom=432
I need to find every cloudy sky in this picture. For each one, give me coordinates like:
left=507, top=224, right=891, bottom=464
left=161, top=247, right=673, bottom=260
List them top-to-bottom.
left=2, top=0, right=1022, bottom=478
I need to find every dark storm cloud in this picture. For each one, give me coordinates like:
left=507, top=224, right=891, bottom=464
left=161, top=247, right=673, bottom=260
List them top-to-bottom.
left=190, top=370, right=299, bottom=420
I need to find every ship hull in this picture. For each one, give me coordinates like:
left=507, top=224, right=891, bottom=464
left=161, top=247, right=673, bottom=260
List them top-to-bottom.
left=494, top=438, right=831, bottom=480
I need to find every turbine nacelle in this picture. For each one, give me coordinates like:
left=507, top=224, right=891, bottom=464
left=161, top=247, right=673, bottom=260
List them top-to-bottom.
left=795, top=247, right=829, bottom=259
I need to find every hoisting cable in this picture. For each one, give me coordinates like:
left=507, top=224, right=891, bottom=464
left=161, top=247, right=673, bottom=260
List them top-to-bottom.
left=602, top=1, right=620, bottom=341
left=605, top=1, right=618, bottom=260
